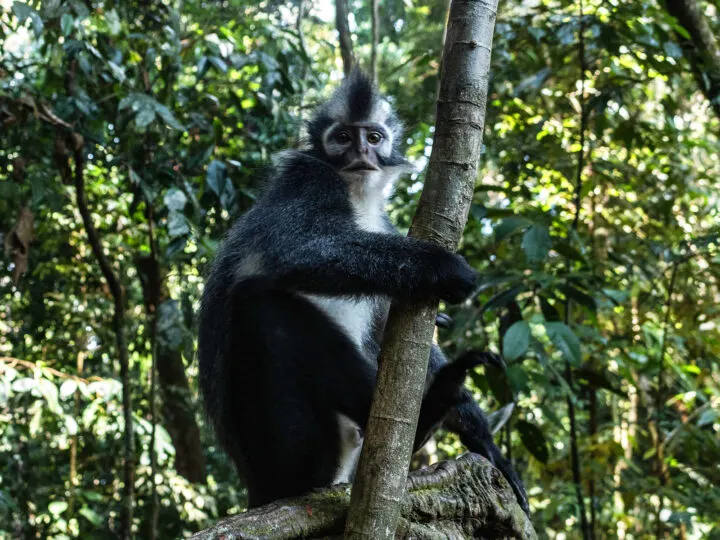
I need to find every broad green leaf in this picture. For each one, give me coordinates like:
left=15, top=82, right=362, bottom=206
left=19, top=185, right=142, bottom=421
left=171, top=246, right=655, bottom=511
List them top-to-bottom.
left=12, top=2, right=33, bottom=21
left=105, top=8, right=121, bottom=35
left=60, top=13, right=74, bottom=36
left=209, top=56, right=228, bottom=72
left=107, top=62, right=126, bottom=82
left=155, top=104, right=185, bottom=131
left=135, top=107, right=156, bottom=129
left=206, top=160, right=227, bottom=196
left=164, top=188, right=187, bottom=212
left=168, top=212, right=189, bottom=237
left=495, top=217, right=531, bottom=243
left=522, top=225, right=551, bottom=262
left=481, top=284, right=528, bottom=313
left=560, top=284, right=596, bottom=311
left=503, top=321, right=531, bottom=361
left=545, top=321, right=582, bottom=366
left=11, top=377, right=36, bottom=393
left=38, top=378, right=62, bottom=415
left=59, top=379, right=77, bottom=399
left=697, top=409, right=718, bottom=427
left=65, top=415, right=78, bottom=436
left=517, top=420, right=549, bottom=463
left=48, top=501, right=68, bottom=516
left=79, top=507, right=102, bottom=526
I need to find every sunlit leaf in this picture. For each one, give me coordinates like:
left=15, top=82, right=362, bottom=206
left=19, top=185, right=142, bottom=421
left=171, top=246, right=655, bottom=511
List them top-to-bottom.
left=545, top=321, right=582, bottom=366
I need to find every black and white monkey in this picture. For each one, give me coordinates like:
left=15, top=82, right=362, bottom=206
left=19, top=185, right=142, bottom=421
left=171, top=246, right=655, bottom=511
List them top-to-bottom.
left=198, top=71, right=529, bottom=513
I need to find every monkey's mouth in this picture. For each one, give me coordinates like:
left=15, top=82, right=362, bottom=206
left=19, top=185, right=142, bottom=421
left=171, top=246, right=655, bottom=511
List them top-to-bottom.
left=343, top=161, right=379, bottom=173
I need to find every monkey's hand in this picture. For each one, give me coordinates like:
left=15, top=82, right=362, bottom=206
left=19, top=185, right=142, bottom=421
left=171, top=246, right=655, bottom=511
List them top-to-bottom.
left=432, top=252, right=478, bottom=304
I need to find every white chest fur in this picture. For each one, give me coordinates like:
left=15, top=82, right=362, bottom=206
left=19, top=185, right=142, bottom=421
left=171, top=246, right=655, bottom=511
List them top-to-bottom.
left=303, top=294, right=375, bottom=354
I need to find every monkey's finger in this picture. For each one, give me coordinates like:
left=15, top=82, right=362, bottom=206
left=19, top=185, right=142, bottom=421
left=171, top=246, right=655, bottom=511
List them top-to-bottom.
left=435, top=312, right=453, bottom=329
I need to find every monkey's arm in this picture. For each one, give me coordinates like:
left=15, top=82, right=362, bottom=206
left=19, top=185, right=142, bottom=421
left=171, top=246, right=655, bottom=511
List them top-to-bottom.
left=264, top=230, right=477, bottom=303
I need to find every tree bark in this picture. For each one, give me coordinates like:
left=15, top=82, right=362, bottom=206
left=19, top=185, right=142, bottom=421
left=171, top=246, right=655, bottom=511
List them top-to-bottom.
left=335, top=0, right=354, bottom=76
left=370, top=0, right=379, bottom=82
left=663, top=0, right=720, bottom=119
left=344, top=1, right=501, bottom=538
left=191, top=454, right=536, bottom=540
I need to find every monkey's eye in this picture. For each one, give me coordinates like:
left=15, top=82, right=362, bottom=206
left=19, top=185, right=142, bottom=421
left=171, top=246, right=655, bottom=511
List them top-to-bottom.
left=335, top=131, right=351, bottom=144
left=367, top=131, right=383, bottom=145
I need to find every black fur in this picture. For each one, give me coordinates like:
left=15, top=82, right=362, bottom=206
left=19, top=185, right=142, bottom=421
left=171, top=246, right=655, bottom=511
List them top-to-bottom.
left=198, top=72, right=529, bottom=514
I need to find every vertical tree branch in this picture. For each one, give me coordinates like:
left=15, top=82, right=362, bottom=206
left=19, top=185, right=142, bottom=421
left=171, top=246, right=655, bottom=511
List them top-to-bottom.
left=335, top=0, right=354, bottom=76
left=370, top=0, right=379, bottom=82
left=344, top=1, right=500, bottom=537
left=565, top=1, right=590, bottom=538
left=72, top=143, right=134, bottom=540
left=148, top=212, right=159, bottom=540
left=653, top=259, right=679, bottom=538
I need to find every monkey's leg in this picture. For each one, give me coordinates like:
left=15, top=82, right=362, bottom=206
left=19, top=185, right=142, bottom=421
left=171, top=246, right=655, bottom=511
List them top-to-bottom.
left=217, top=288, right=377, bottom=508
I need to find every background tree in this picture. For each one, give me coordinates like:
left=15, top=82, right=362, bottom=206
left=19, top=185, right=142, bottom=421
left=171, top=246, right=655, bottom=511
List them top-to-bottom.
left=1, top=0, right=718, bottom=538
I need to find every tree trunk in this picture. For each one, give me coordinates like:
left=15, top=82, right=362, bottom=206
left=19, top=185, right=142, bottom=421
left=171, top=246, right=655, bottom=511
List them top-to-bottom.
left=335, top=0, right=354, bottom=76
left=344, top=0, right=501, bottom=538
left=370, top=0, right=379, bottom=82
left=663, top=0, right=720, bottom=119
left=136, top=254, right=207, bottom=483
left=191, top=454, right=535, bottom=540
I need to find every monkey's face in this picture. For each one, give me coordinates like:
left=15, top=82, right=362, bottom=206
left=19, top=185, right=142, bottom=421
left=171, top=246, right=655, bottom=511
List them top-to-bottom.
left=307, top=71, right=410, bottom=192
left=322, top=122, right=391, bottom=180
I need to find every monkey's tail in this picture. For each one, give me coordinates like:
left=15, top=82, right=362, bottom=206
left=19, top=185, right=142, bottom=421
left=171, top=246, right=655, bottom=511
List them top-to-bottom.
left=445, top=389, right=530, bottom=515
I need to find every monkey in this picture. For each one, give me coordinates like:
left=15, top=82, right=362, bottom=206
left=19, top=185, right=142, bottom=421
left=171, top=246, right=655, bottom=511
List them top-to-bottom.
left=198, top=70, right=529, bottom=513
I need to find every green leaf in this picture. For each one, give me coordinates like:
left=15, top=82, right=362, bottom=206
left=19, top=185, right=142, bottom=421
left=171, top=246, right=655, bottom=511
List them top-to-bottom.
left=12, top=2, right=32, bottom=21
left=105, top=8, right=121, bottom=35
left=60, top=13, right=74, bottom=36
left=208, top=56, right=228, bottom=72
left=107, top=61, right=126, bottom=82
left=155, top=104, right=185, bottom=131
left=135, top=107, right=156, bottom=129
left=206, top=160, right=227, bottom=196
left=164, top=188, right=187, bottom=212
left=168, top=212, right=189, bottom=238
left=495, top=217, right=531, bottom=243
left=522, top=225, right=551, bottom=263
left=552, top=241, right=585, bottom=262
left=481, top=284, right=528, bottom=313
left=560, top=284, right=596, bottom=311
left=503, top=321, right=530, bottom=362
left=545, top=321, right=582, bottom=366
left=507, top=365, right=529, bottom=394
left=11, top=377, right=36, bottom=393
left=59, top=379, right=77, bottom=400
left=698, top=409, right=718, bottom=427
left=65, top=415, right=78, bottom=436
left=517, top=420, right=549, bottom=463
left=48, top=501, right=68, bottom=516
left=79, top=507, right=102, bottom=526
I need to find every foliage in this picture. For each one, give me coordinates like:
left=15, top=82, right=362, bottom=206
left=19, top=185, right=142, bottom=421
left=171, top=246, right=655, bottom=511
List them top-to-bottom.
left=1, top=0, right=719, bottom=538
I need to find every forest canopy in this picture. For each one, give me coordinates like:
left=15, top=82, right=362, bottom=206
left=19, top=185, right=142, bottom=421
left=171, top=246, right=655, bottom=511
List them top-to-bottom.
left=1, top=0, right=719, bottom=538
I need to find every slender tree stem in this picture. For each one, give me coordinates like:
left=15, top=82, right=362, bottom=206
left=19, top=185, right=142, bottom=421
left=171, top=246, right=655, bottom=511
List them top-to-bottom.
left=335, top=0, right=354, bottom=76
left=565, top=1, right=590, bottom=538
